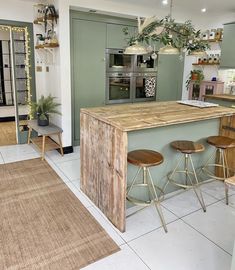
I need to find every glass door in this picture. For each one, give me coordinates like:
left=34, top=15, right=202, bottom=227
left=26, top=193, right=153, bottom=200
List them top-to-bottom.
left=0, top=26, right=17, bottom=146
left=11, top=27, right=31, bottom=144
left=106, top=49, right=133, bottom=72
left=106, top=73, right=132, bottom=104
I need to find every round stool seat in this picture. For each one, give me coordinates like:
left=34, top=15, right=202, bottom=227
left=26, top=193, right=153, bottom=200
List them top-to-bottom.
left=207, top=136, right=235, bottom=149
left=171, top=140, right=205, bottom=154
left=127, top=149, right=163, bottom=167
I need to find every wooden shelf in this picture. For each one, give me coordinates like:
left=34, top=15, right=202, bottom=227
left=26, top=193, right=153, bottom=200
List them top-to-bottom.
left=34, top=15, right=59, bottom=24
left=201, top=39, right=222, bottom=43
left=35, top=43, right=59, bottom=49
left=192, top=63, right=220, bottom=66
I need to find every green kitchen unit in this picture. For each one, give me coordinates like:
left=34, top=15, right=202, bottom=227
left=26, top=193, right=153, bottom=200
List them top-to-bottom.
left=70, top=11, right=184, bottom=145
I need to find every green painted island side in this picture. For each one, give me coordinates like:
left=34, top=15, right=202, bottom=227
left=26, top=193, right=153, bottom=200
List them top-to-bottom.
left=127, top=119, right=219, bottom=200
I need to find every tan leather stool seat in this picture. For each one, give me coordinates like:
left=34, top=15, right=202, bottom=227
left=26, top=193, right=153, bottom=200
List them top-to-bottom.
left=207, top=136, right=235, bottom=149
left=171, top=140, right=205, bottom=154
left=128, top=149, right=163, bottom=167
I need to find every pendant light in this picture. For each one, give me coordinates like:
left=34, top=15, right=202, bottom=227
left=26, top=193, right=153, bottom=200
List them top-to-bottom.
left=159, top=0, right=179, bottom=55
left=124, top=42, right=148, bottom=55
left=159, top=44, right=179, bottom=54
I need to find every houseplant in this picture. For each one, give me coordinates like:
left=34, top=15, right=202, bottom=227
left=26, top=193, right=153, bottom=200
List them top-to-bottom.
left=186, top=69, right=204, bottom=89
left=30, top=95, right=61, bottom=126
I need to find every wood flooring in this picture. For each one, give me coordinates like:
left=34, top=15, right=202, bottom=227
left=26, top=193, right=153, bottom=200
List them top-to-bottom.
left=0, top=121, right=17, bottom=146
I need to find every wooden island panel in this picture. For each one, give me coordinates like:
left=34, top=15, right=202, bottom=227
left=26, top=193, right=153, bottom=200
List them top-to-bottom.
left=80, top=112, right=127, bottom=232
left=220, top=115, right=235, bottom=173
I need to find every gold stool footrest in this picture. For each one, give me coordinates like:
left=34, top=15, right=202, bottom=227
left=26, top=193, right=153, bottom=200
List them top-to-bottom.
left=201, top=164, right=231, bottom=181
left=168, top=170, right=200, bottom=189
left=127, top=183, right=164, bottom=204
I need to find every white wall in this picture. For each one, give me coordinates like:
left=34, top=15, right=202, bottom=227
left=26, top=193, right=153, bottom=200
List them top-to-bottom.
left=0, top=0, right=34, bottom=22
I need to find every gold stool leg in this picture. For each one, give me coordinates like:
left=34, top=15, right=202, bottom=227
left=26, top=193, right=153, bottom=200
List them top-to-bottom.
left=201, top=148, right=230, bottom=181
left=163, top=154, right=184, bottom=192
left=188, top=154, right=206, bottom=212
left=147, top=168, right=168, bottom=233
left=225, top=182, right=229, bottom=205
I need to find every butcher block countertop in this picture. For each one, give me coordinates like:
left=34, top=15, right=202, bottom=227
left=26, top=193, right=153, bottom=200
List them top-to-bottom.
left=204, top=94, right=235, bottom=102
left=81, top=101, right=235, bottom=132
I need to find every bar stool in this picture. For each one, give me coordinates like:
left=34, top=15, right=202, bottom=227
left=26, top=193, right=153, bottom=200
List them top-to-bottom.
left=201, top=136, right=235, bottom=181
left=164, top=140, right=206, bottom=212
left=126, top=149, right=167, bottom=233
left=225, top=176, right=235, bottom=205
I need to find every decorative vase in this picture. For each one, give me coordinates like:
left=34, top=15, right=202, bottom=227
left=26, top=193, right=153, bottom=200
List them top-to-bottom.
left=37, top=113, right=49, bottom=126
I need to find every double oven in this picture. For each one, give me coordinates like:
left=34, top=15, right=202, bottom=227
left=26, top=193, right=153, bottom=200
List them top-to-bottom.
left=106, top=49, right=157, bottom=104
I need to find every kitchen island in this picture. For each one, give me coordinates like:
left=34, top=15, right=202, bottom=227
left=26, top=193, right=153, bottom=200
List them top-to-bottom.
left=80, top=101, right=235, bottom=232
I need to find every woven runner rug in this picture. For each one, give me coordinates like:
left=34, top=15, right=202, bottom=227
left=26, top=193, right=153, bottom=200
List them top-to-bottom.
left=0, top=158, right=119, bottom=269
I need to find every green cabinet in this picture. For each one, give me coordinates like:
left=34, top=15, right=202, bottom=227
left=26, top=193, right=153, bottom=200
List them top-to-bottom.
left=71, top=19, right=106, bottom=145
left=220, top=23, right=235, bottom=68
left=106, top=24, right=136, bottom=49
left=157, top=54, right=184, bottom=101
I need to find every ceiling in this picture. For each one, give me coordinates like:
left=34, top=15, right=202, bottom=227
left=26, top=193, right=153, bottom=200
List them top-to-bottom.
left=20, top=0, right=235, bottom=29
left=101, top=0, right=235, bottom=29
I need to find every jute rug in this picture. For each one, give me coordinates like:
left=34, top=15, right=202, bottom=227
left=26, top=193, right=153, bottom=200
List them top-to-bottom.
left=0, top=158, right=120, bottom=269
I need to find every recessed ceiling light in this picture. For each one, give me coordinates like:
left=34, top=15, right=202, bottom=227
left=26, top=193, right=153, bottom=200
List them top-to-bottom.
left=162, top=0, right=168, bottom=5
left=201, top=8, right=207, bottom=13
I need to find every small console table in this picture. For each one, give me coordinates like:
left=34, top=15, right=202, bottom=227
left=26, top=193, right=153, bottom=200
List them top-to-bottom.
left=27, top=120, right=63, bottom=160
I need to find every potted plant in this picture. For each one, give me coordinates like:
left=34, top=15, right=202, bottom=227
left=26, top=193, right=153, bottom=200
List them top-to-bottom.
left=186, top=69, right=204, bottom=89
left=30, top=95, right=61, bottom=126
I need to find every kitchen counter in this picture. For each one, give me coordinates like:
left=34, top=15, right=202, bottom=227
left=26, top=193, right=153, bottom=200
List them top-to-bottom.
left=80, top=101, right=235, bottom=232
left=81, top=101, right=234, bottom=132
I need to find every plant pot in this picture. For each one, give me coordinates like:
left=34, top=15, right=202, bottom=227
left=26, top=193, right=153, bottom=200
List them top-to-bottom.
left=191, top=73, right=199, bottom=81
left=37, top=113, right=49, bottom=126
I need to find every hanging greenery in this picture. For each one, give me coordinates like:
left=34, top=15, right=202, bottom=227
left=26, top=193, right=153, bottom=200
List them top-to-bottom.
left=123, top=16, right=210, bottom=54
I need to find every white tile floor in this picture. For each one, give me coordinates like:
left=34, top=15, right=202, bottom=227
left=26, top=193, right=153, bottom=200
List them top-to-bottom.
left=0, top=144, right=235, bottom=270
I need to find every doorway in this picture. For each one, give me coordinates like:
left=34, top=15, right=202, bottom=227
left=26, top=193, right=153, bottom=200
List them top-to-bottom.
left=0, top=22, right=35, bottom=146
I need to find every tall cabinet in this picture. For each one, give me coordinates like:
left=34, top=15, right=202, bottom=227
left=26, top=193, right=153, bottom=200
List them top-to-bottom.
left=70, top=11, right=184, bottom=145
left=220, top=22, right=235, bottom=68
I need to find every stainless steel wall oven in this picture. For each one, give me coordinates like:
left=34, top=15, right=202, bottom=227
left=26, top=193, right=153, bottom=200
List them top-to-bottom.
left=105, top=48, right=157, bottom=104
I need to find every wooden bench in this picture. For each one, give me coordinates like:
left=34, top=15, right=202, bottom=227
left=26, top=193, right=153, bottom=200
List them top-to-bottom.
left=27, top=120, right=63, bottom=160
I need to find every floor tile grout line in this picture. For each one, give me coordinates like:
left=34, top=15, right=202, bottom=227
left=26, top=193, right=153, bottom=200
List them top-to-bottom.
left=45, top=156, right=72, bottom=184
left=202, top=189, right=227, bottom=201
left=161, top=195, right=222, bottom=220
left=126, top=218, right=181, bottom=245
left=180, top=218, right=233, bottom=256
left=126, top=243, right=152, bottom=270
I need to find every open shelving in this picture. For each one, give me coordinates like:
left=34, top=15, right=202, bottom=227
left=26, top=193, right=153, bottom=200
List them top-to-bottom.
left=35, top=43, right=59, bottom=49
left=192, top=63, right=220, bottom=66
